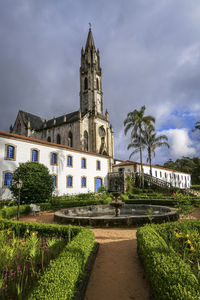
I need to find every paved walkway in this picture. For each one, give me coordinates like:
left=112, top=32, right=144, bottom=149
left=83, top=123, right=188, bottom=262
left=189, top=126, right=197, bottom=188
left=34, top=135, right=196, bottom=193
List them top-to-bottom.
left=84, top=228, right=150, bottom=300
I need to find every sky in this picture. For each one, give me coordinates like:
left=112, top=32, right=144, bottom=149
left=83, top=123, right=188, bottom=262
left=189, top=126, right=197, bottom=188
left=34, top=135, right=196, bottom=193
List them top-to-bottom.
left=0, top=0, right=200, bottom=165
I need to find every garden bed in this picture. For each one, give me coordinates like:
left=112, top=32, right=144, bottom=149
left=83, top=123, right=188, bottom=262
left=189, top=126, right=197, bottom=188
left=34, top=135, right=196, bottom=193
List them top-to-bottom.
left=0, top=218, right=95, bottom=300
left=137, top=220, right=200, bottom=299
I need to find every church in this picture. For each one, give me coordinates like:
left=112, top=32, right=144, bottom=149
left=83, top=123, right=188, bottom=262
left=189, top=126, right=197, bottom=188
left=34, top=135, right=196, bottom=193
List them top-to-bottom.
left=10, top=27, right=114, bottom=158
left=0, top=28, right=192, bottom=199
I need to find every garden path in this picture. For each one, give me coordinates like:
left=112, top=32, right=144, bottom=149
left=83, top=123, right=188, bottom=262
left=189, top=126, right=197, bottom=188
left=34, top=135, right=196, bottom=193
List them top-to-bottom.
left=20, top=208, right=200, bottom=300
left=20, top=212, right=150, bottom=300
left=84, top=228, right=150, bottom=300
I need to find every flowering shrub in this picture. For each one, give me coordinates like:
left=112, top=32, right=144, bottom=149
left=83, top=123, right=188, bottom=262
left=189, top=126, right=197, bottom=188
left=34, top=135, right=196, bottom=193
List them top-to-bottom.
left=137, top=221, right=200, bottom=299
left=0, top=229, right=66, bottom=299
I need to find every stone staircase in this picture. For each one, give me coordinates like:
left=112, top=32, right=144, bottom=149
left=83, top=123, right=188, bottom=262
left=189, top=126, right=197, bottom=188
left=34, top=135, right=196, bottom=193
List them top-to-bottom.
left=143, top=173, right=172, bottom=189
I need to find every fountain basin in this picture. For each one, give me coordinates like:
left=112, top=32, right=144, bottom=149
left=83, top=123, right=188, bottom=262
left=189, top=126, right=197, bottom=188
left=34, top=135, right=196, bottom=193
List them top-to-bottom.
left=54, top=204, right=178, bottom=227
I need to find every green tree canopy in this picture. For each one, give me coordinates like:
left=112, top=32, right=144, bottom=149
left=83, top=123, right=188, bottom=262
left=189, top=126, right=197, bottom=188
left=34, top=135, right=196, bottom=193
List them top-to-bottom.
left=124, top=105, right=155, bottom=186
left=142, top=124, right=170, bottom=176
left=163, top=157, right=200, bottom=185
left=10, top=162, right=54, bottom=203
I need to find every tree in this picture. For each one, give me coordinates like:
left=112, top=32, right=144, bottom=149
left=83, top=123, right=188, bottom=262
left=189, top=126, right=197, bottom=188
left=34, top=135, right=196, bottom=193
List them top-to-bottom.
left=124, top=105, right=155, bottom=187
left=193, top=121, right=200, bottom=132
left=142, top=124, right=170, bottom=176
left=163, top=157, right=200, bottom=185
left=10, top=162, right=54, bottom=203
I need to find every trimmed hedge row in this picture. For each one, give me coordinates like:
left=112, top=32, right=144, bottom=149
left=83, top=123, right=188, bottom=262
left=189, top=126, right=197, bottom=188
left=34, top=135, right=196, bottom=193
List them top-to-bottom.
left=0, top=199, right=111, bottom=220
left=0, top=218, right=95, bottom=299
left=137, top=221, right=200, bottom=299
left=28, top=227, right=94, bottom=299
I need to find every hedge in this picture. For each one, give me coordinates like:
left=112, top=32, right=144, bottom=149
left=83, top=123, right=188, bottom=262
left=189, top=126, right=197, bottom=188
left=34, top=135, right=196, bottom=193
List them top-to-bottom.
left=0, top=199, right=111, bottom=220
left=0, top=218, right=95, bottom=299
left=137, top=222, right=200, bottom=299
left=28, top=228, right=94, bottom=299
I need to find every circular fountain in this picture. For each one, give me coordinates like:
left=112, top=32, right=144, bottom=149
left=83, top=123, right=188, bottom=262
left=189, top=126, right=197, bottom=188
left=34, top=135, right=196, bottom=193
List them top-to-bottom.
left=54, top=202, right=178, bottom=227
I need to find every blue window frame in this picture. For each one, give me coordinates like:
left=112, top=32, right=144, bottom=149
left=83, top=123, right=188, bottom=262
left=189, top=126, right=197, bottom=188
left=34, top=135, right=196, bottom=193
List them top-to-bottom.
left=7, top=145, right=15, bottom=159
left=32, top=150, right=38, bottom=162
left=51, top=153, right=57, bottom=165
left=67, top=155, right=72, bottom=167
left=82, top=158, right=86, bottom=169
left=97, top=160, right=101, bottom=170
left=4, top=172, right=13, bottom=187
left=52, top=175, right=57, bottom=187
left=67, top=176, right=73, bottom=187
left=81, top=177, right=86, bottom=188
left=95, top=177, right=102, bottom=192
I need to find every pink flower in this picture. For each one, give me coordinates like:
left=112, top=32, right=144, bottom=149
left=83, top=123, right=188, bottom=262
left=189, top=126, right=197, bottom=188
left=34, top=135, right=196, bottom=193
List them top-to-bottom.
left=45, top=247, right=49, bottom=252
left=17, top=266, right=20, bottom=271
left=1, top=286, right=5, bottom=290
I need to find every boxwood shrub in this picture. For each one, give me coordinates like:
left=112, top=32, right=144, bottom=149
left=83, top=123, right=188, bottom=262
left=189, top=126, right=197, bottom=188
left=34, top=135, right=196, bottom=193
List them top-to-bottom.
left=0, top=218, right=95, bottom=299
left=137, top=221, right=200, bottom=299
left=28, top=227, right=94, bottom=299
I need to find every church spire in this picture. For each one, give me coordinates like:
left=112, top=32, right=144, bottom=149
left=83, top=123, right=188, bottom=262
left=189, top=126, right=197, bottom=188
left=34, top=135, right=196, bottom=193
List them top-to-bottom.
left=85, top=25, right=96, bottom=51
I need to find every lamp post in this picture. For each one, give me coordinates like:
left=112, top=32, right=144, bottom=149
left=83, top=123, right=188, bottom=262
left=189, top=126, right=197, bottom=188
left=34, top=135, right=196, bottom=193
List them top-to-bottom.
left=16, top=179, right=23, bottom=221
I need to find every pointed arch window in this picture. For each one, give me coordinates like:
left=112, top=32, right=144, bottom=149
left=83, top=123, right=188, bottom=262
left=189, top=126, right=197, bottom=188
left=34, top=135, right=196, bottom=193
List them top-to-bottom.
left=84, top=77, right=88, bottom=90
left=96, top=78, right=99, bottom=90
left=68, top=131, right=73, bottom=147
left=84, top=131, right=88, bottom=151
left=57, top=134, right=61, bottom=144
left=47, top=136, right=51, bottom=142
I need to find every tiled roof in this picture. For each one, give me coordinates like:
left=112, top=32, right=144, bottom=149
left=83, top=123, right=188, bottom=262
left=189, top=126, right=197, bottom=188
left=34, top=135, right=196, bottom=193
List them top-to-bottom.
left=19, top=110, right=80, bottom=131
left=20, top=111, right=44, bottom=130
left=0, top=130, right=111, bottom=158
left=113, top=160, right=191, bottom=175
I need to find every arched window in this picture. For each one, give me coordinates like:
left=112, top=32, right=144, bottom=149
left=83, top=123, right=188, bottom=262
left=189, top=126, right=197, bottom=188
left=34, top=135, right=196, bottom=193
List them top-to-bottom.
left=84, top=77, right=88, bottom=90
left=96, top=78, right=99, bottom=90
left=84, top=130, right=88, bottom=151
left=68, top=131, right=73, bottom=147
left=57, top=134, right=61, bottom=144
left=47, top=136, right=51, bottom=142
left=6, top=144, right=16, bottom=160
left=31, top=149, right=39, bottom=162
left=51, top=153, right=57, bottom=165
left=67, top=155, right=73, bottom=167
left=81, top=157, right=87, bottom=169
left=96, top=160, right=101, bottom=170
left=3, top=172, right=13, bottom=187
left=52, top=175, right=57, bottom=187
left=66, top=175, right=73, bottom=188
left=81, top=176, right=87, bottom=188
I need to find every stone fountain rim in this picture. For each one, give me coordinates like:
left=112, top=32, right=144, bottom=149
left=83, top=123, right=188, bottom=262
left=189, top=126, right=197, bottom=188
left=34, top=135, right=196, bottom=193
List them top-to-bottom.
left=54, top=204, right=177, bottom=220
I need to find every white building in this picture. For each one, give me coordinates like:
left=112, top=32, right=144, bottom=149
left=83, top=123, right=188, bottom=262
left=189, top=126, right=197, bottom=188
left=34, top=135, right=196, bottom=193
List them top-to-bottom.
left=0, top=131, right=110, bottom=200
left=112, top=160, right=191, bottom=189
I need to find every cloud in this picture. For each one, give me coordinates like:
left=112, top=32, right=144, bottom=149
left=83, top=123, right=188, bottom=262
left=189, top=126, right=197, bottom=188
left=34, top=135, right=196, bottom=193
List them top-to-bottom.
left=0, top=0, right=200, bottom=163
left=161, top=128, right=196, bottom=158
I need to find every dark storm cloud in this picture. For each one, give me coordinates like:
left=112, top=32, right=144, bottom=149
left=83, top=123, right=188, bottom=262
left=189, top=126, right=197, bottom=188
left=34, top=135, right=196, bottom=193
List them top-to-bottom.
left=0, top=0, right=200, bottom=162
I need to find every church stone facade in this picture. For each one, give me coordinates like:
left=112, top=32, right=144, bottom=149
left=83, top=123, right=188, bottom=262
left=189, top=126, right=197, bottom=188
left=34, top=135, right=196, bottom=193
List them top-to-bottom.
left=11, top=28, right=114, bottom=158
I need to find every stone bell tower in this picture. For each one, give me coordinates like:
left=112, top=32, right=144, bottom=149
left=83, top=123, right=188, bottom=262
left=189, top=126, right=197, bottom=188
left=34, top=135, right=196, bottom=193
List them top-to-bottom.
left=79, top=26, right=114, bottom=159
left=80, top=26, right=103, bottom=115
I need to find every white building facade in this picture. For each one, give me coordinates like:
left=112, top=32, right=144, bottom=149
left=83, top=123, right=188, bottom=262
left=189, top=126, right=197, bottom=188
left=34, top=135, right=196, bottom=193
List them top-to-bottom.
left=0, top=131, right=110, bottom=200
left=112, top=161, right=191, bottom=189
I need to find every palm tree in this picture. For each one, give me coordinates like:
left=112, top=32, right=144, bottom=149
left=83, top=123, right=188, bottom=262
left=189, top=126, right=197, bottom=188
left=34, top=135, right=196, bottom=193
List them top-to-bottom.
left=124, top=106, right=155, bottom=187
left=193, top=121, right=200, bottom=132
left=143, top=124, right=170, bottom=176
